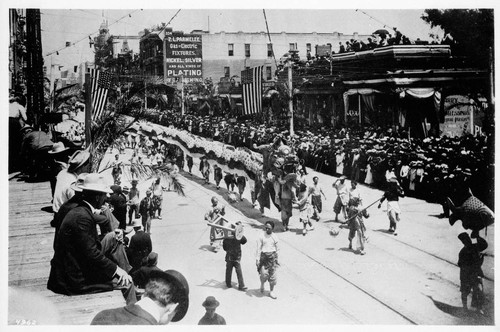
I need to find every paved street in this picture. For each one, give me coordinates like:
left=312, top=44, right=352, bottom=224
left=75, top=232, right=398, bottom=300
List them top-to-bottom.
left=117, top=149, right=494, bottom=325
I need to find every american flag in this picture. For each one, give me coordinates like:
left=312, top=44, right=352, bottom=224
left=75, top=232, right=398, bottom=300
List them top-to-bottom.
left=241, top=66, right=263, bottom=115
left=90, top=69, right=112, bottom=121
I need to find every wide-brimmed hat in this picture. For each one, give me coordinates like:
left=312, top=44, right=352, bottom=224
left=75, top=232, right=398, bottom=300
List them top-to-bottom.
left=48, top=142, right=70, bottom=154
left=68, top=149, right=90, bottom=171
left=69, top=173, right=89, bottom=192
left=77, top=173, right=113, bottom=194
left=131, top=219, right=143, bottom=228
left=148, top=269, right=189, bottom=322
left=202, top=296, right=220, bottom=309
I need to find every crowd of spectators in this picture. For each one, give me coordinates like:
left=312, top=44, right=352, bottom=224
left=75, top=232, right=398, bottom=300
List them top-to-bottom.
left=144, top=110, right=493, bottom=211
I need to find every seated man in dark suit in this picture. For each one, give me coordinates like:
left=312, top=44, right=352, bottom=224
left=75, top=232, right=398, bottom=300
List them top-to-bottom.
left=47, top=173, right=133, bottom=296
left=126, top=219, right=153, bottom=272
left=131, top=252, right=162, bottom=288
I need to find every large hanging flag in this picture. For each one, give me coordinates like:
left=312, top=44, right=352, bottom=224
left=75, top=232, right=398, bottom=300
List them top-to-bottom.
left=241, top=66, right=263, bottom=115
left=90, top=69, right=112, bottom=121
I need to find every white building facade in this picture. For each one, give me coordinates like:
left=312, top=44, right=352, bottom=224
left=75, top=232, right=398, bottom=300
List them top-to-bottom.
left=195, top=30, right=370, bottom=83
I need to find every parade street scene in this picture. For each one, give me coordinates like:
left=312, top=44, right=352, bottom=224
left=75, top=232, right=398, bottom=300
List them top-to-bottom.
left=6, top=5, right=496, bottom=328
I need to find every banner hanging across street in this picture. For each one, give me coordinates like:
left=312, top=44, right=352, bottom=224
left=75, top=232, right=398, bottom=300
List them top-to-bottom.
left=164, top=33, right=203, bottom=84
left=241, top=66, right=263, bottom=115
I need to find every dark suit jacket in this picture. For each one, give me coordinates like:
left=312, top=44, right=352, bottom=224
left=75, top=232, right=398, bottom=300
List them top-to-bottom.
left=139, top=197, right=154, bottom=216
left=47, top=203, right=117, bottom=295
left=127, top=230, right=153, bottom=271
left=91, top=304, right=157, bottom=325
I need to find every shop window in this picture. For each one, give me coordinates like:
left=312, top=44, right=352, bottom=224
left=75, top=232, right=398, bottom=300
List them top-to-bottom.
left=224, top=66, right=230, bottom=78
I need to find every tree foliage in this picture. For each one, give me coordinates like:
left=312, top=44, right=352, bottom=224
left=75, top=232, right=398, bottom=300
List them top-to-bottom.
left=421, top=9, right=493, bottom=68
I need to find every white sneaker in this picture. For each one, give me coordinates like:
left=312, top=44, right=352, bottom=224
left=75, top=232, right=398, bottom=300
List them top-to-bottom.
left=269, top=291, right=277, bottom=299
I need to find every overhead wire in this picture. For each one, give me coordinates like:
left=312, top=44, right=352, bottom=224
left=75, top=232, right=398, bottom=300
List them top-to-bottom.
left=44, top=9, right=142, bottom=57
left=75, top=9, right=146, bottom=29
left=262, top=9, right=279, bottom=70
left=354, top=9, right=422, bottom=43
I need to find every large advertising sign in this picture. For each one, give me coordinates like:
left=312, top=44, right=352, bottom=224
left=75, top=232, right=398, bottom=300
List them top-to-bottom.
left=165, top=33, right=203, bottom=84
left=440, top=95, right=473, bottom=137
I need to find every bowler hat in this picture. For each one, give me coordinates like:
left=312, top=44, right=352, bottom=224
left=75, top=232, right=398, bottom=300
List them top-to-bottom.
left=48, top=142, right=69, bottom=154
left=78, top=173, right=113, bottom=194
left=149, top=269, right=190, bottom=322
left=202, top=296, right=220, bottom=309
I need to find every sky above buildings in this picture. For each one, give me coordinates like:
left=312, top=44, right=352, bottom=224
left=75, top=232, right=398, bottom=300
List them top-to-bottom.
left=40, top=7, right=444, bottom=70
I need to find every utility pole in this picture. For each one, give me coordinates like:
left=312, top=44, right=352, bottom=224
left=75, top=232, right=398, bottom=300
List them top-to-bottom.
left=26, top=9, right=44, bottom=127
left=489, top=47, right=495, bottom=108
left=288, top=61, right=294, bottom=136
left=181, top=76, right=185, bottom=116
left=144, top=80, right=147, bottom=110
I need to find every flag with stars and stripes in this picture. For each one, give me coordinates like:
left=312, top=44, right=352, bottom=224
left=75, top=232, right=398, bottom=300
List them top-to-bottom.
left=241, top=66, right=263, bottom=115
left=90, top=69, right=112, bottom=121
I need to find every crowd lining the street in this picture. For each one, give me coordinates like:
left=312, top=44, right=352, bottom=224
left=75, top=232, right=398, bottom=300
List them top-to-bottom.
left=10, top=85, right=493, bottom=323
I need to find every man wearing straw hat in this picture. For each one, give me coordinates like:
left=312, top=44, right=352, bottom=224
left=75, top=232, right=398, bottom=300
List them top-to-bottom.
left=47, top=141, right=70, bottom=198
left=52, top=149, right=90, bottom=213
left=48, top=173, right=133, bottom=296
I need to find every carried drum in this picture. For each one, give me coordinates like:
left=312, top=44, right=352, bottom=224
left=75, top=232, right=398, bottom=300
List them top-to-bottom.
left=207, top=215, right=244, bottom=240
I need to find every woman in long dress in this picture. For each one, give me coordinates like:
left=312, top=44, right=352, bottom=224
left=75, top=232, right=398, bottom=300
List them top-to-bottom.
left=336, top=149, right=345, bottom=176
left=364, top=157, right=374, bottom=185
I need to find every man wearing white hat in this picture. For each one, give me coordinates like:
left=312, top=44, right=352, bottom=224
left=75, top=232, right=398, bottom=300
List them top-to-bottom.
left=47, top=142, right=70, bottom=198
left=52, top=149, right=90, bottom=213
left=48, top=173, right=133, bottom=296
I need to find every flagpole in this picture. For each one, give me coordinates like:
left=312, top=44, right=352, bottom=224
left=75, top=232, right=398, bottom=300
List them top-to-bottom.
left=288, top=61, right=294, bottom=137
left=84, top=73, right=92, bottom=147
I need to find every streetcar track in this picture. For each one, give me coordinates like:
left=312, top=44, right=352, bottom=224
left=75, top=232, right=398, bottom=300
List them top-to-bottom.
left=320, top=220, right=494, bottom=283
left=279, top=236, right=418, bottom=325
left=280, top=264, right=364, bottom=324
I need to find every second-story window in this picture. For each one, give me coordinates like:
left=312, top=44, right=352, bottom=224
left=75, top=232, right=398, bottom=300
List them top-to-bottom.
left=245, top=43, right=251, bottom=57
left=267, top=43, right=273, bottom=57
left=289, top=43, right=297, bottom=51
left=306, top=43, right=311, bottom=53
left=228, top=44, right=234, bottom=56
left=266, top=66, right=272, bottom=80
